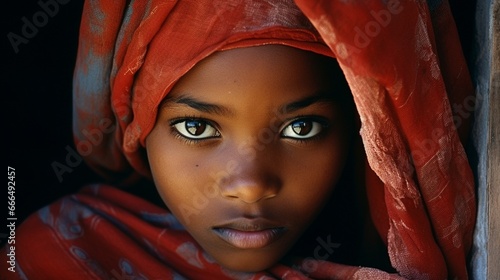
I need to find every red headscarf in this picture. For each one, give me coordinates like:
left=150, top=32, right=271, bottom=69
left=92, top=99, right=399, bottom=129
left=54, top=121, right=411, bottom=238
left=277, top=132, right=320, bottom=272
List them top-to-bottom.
left=3, top=0, right=475, bottom=279
left=72, top=0, right=333, bottom=181
left=296, top=0, right=476, bottom=278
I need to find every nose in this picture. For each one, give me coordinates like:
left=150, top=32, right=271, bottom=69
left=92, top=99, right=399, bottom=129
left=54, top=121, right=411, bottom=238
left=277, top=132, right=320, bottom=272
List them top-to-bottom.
left=216, top=153, right=281, bottom=204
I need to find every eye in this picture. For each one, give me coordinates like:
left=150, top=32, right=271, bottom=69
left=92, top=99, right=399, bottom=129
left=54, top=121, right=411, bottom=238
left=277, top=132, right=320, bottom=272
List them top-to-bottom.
left=281, top=118, right=325, bottom=139
left=172, top=119, right=220, bottom=140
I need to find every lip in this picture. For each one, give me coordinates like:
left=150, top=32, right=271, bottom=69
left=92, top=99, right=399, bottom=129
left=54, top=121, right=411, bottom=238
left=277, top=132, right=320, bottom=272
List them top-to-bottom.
left=213, top=219, right=287, bottom=249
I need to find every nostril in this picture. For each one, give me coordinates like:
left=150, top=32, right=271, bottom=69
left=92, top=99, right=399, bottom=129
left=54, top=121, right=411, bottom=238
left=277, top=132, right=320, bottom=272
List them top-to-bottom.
left=214, top=157, right=281, bottom=203
left=221, top=181, right=279, bottom=204
left=243, top=193, right=277, bottom=204
left=261, top=193, right=277, bottom=200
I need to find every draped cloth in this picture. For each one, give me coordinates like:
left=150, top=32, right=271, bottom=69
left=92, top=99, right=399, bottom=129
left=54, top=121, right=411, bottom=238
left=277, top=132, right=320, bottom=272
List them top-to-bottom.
left=1, top=0, right=476, bottom=279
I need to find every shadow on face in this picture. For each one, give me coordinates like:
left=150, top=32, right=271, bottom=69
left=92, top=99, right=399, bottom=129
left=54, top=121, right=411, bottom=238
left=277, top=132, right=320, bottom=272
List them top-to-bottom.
left=146, top=45, right=355, bottom=272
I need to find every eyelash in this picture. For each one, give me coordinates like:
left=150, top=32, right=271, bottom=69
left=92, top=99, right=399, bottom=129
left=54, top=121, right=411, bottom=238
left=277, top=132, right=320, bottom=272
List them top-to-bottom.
left=169, top=115, right=329, bottom=145
left=281, top=115, right=329, bottom=142
left=169, top=116, right=219, bottom=146
left=172, top=133, right=204, bottom=146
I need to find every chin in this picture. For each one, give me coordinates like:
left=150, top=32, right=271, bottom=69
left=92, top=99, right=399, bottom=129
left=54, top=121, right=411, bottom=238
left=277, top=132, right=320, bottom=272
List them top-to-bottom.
left=212, top=250, right=284, bottom=273
left=220, top=261, right=274, bottom=273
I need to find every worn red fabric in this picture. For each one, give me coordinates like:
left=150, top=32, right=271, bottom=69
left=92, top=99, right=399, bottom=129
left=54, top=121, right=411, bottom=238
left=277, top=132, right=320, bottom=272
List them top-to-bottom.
left=1, top=0, right=476, bottom=279
left=71, top=0, right=333, bottom=182
left=295, top=0, right=476, bottom=279
left=1, top=184, right=404, bottom=279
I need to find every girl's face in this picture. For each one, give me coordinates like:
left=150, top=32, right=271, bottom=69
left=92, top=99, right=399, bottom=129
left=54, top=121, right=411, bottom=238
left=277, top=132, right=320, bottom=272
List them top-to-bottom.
left=146, top=45, right=351, bottom=272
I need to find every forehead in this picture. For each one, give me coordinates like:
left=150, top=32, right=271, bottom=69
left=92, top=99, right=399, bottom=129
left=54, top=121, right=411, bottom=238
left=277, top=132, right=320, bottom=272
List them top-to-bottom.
left=165, top=45, right=339, bottom=107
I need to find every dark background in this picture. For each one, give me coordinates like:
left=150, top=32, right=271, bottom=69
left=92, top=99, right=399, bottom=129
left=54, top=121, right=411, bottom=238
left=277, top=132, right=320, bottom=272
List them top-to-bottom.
left=3, top=0, right=477, bottom=244
left=3, top=0, right=100, bottom=239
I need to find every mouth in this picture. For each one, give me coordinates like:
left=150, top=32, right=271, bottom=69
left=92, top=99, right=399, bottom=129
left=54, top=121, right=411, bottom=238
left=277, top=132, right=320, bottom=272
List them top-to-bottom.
left=212, top=220, right=286, bottom=249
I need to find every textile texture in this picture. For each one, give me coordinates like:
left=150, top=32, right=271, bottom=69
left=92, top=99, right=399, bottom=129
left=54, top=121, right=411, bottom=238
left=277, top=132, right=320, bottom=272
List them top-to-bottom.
left=1, top=0, right=476, bottom=279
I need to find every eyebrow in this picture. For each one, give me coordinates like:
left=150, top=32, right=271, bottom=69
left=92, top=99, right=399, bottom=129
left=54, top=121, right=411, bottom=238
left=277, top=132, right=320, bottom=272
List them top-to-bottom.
left=161, top=91, right=336, bottom=116
left=279, top=91, right=335, bottom=114
left=161, top=95, right=233, bottom=116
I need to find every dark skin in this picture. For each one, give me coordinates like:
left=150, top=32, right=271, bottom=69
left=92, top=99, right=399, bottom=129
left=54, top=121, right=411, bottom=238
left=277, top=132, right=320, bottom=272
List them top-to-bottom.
left=146, top=45, right=353, bottom=272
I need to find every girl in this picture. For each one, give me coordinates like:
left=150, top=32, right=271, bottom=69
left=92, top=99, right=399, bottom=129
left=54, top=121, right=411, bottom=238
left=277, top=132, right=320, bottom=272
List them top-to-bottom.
left=2, top=0, right=476, bottom=279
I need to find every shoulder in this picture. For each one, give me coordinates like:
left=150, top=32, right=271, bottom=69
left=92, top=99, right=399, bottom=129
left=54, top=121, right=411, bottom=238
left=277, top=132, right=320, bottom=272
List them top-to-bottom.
left=0, top=184, right=171, bottom=279
left=1, top=188, right=103, bottom=279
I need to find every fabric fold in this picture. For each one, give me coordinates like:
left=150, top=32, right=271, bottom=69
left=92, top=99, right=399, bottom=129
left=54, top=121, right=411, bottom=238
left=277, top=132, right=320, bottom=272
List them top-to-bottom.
left=3, top=0, right=476, bottom=279
left=72, top=0, right=332, bottom=181
left=295, top=0, right=476, bottom=278
left=2, top=184, right=404, bottom=279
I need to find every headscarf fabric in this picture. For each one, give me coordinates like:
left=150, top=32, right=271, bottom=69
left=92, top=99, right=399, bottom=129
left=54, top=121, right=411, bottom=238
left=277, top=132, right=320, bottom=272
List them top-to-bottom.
left=2, top=0, right=476, bottom=279
left=72, top=0, right=332, bottom=181
left=295, top=0, right=476, bottom=278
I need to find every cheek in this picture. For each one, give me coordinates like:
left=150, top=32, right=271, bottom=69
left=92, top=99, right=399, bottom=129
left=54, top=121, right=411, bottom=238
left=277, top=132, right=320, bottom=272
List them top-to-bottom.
left=146, top=133, right=206, bottom=217
left=280, top=138, right=348, bottom=219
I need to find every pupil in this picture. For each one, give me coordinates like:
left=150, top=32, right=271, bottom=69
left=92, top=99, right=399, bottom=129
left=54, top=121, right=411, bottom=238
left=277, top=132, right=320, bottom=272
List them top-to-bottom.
left=186, top=121, right=206, bottom=136
left=292, top=121, right=312, bottom=135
